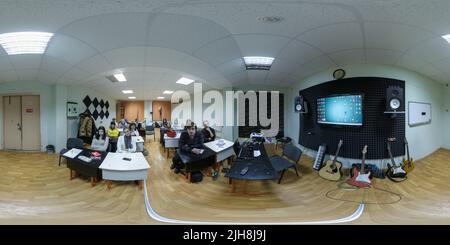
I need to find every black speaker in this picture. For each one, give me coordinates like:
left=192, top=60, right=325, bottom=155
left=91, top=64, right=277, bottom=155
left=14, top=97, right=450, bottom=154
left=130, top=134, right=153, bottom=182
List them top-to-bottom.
left=386, top=86, right=404, bottom=112
left=295, top=95, right=308, bottom=113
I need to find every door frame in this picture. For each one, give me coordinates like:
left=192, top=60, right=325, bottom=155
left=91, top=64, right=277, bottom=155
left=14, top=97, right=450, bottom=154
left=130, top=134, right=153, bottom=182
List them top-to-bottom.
left=2, top=93, right=42, bottom=151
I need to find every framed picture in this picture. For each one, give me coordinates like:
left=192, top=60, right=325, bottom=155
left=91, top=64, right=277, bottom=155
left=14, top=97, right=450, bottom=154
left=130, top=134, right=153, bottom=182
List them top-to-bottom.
left=67, top=102, right=79, bottom=118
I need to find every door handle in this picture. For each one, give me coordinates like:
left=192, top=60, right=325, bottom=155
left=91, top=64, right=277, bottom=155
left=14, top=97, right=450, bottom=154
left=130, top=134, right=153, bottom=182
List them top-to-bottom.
left=17, top=123, right=22, bottom=131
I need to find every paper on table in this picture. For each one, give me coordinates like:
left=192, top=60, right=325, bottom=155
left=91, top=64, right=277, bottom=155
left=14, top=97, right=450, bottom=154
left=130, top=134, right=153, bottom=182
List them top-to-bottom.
left=63, top=148, right=83, bottom=159
left=253, top=150, right=261, bottom=157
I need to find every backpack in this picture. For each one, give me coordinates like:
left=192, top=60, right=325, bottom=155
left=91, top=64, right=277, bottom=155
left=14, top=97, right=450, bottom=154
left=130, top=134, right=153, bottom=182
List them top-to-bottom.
left=190, top=171, right=203, bottom=183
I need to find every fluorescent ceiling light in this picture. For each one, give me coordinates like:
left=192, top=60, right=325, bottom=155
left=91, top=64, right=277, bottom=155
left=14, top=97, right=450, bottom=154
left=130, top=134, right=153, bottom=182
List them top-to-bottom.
left=0, top=32, right=54, bottom=55
left=442, top=34, right=450, bottom=43
left=243, top=56, right=275, bottom=70
left=113, top=73, right=127, bottom=82
left=176, top=77, right=194, bottom=85
left=122, top=90, right=133, bottom=94
left=163, top=90, right=174, bottom=94
left=128, top=96, right=136, bottom=99
left=157, top=97, right=165, bottom=99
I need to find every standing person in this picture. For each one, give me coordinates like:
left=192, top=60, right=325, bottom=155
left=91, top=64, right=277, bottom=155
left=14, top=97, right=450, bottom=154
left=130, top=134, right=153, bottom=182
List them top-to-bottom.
left=201, top=120, right=216, bottom=143
left=107, top=121, right=119, bottom=152
left=171, top=122, right=204, bottom=174
left=129, top=123, right=139, bottom=136
left=91, top=126, right=109, bottom=151
left=117, top=128, right=137, bottom=153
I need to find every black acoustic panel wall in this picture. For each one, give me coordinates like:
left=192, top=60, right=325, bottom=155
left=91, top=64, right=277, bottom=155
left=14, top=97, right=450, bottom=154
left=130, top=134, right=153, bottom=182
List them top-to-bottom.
left=299, top=77, right=405, bottom=160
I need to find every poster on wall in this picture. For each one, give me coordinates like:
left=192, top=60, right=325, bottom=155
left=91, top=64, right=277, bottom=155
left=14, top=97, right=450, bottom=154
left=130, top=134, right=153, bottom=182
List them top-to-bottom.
left=83, top=95, right=110, bottom=120
left=408, top=101, right=431, bottom=126
left=67, top=102, right=78, bottom=118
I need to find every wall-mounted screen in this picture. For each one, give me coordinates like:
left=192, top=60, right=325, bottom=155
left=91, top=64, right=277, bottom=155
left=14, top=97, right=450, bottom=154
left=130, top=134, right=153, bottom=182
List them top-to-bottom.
left=317, top=94, right=363, bottom=126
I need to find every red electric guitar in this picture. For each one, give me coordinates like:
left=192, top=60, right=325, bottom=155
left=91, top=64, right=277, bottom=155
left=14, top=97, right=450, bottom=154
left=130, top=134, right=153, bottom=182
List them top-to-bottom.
left=347, top=145, right=371, bottom=188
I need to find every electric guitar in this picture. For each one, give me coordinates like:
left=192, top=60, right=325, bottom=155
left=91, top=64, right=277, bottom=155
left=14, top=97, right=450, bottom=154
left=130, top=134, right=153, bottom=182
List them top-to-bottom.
left=387, top=137, right=407, bottom=179
left=402, top=137, right=414, bottom=173
left=319, top=140, right=343, bottom=181
left=347, top=145, right=371, bottom=187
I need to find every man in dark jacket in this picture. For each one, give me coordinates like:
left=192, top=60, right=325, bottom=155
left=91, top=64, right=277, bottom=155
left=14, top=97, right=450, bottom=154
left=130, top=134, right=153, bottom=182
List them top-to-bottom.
left=201, top=120, right=216, bottom=143
left=170, top=122, right=204, bottom=174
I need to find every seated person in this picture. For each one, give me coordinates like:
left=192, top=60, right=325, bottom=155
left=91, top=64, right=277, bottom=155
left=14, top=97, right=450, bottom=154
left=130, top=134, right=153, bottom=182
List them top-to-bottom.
left=118, top=118, right=128, bottom=129
left=162, top=118, right=169, bottom=128
left=184, top=119, right=192, bottom=130
left=201, top=120, right=216, bottom=143
left=107, top=121, right=119, bottom=152
left=171, top=122, right=204, bottom=174
left=128, top=123, right=140, bottom=136
left=91, top=126, right=109, bottom=151
left=117, top=128, right=137, bottom=153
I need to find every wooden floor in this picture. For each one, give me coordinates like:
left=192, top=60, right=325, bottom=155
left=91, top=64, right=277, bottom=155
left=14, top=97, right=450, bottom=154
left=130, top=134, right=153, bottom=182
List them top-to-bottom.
left=1, top=130, right=450, bottom=224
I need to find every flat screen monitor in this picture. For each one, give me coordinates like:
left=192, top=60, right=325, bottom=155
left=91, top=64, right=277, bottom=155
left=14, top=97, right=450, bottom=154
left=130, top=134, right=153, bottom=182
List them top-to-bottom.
left=317, top=94, right=363, bottom=126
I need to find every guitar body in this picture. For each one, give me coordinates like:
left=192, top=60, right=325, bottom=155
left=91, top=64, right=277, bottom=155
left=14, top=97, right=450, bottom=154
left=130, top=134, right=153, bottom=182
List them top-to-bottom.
left=402, top=137, right=414, bottom=173
left=402, top=159, right=414, bottom=173
left=318, top=160, right=342, bottom=181
left=347, top=167, right=371, bottom=188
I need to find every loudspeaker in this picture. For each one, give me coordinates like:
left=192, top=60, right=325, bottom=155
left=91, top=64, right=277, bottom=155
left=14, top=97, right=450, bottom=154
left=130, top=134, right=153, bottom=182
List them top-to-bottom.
left=386, top=86, right=404, bottom=112
left=295, top=95, right=308, bottom=113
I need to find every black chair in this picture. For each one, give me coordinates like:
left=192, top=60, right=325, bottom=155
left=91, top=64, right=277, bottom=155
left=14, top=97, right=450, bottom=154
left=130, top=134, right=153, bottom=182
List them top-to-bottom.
left=145, top=125, right=155, bottom=141
left=275, top=131, right=292, bottom=149
left=59, top=138, right=84, bottom=166
left=270, top=143, right=302, bottom=184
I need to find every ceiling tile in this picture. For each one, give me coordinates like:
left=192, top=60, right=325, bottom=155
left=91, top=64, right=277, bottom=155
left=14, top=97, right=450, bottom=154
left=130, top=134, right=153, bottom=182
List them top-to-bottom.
left=298, top=22, right=364, bottom=53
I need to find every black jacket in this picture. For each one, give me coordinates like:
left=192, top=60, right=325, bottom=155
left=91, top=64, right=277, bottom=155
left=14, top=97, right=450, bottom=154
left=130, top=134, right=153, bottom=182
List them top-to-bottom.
left=201, top=127, right=216, bottom=143
left=179, top=131, right=204, bottom=153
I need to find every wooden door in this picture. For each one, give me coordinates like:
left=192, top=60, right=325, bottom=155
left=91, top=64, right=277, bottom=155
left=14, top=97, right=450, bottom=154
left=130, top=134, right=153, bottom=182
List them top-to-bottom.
left=21, top=95, right=40, bottom=151
left=3, top=96, right=22, bottom=150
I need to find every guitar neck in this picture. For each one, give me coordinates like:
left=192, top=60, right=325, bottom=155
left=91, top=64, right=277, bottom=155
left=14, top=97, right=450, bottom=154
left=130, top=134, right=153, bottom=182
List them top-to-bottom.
left=387, top=142, right=397, bottom=167
left=331, top=143, right=342, bottom=164
left=406, top=143, right=411, bottom=160
left=361, top=155, right=366, bottom=172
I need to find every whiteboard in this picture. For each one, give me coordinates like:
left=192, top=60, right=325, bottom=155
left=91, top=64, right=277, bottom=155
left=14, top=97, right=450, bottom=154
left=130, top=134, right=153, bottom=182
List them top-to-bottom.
left=408, top=101, right=431, bottom=126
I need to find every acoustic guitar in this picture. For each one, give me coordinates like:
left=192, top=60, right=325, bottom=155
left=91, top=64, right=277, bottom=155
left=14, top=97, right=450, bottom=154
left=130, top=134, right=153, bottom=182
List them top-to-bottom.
left=402, top=137, right=414, bottom=173
left=319, top=140, right=343, bottom=181
left=347, top=145, right=371, bottom=188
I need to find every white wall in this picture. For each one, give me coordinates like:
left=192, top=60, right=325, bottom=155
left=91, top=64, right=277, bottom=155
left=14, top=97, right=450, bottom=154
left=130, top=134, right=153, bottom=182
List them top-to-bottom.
left=285, top=64, right=445, bottom=164
left=0, top=81, right=54, bottom=151
left=444, top=84, right=450, bottom=149
left=67, top=86, right=117, bottom=140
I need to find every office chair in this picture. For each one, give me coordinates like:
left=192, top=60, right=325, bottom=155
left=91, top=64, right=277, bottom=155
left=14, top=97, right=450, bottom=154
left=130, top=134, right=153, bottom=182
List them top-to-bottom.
left=270, top=143, right=302, bottom=184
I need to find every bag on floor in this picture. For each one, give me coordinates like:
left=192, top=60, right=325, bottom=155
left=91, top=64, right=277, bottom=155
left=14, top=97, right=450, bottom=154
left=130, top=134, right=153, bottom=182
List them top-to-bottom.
left=190, top=171, right=203, bottom=183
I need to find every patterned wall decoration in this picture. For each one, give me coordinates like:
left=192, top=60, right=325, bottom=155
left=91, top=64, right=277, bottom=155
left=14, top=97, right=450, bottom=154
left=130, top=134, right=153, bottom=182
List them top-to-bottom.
left=83, top=95, right=110, bottom=120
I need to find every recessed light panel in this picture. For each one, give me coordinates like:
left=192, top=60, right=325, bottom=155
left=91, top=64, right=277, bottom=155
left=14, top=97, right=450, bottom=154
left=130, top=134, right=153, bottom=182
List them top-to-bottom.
left=0, top=32, right=54, bottom=55
left=176, top=77, right=194, bottom=85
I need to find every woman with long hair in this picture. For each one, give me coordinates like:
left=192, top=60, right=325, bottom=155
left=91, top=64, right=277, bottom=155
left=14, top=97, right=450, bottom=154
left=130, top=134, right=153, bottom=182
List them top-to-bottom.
left=91, top=126, right=109, bottom=151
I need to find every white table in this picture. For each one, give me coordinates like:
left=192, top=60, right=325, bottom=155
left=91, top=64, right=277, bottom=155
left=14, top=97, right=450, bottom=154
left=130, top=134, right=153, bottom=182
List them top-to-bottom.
left=164, top=132, right=181, bottom=157
left=134, top=136, right=145, bottom=152
left=204, top=139, right=235, bottom=163
left=99, top=152, right=150, bottom=189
